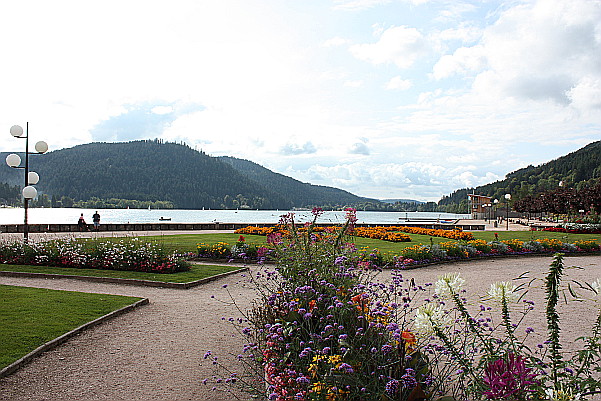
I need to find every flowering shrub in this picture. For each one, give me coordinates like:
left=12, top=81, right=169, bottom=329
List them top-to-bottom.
left=206, top=210, right=452, bottom=400
left=0, top=237, right=190, bottom=273
left=574, top=240, right=601, bottom=252
left=417, top=254, right=601, bottom=399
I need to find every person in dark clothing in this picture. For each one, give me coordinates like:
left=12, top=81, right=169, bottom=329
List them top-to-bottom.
left=92, top=211, right=100, bottom=231
left=78, top=213, right=88, bottom=231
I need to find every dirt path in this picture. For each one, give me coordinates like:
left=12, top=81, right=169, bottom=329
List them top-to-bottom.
left=1, top=255, right=600, bottom=400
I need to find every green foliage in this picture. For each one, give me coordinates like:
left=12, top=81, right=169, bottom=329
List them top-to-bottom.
left=0, top=182, right=21, bottom=206
left=73, top=197, right=175, bottom=209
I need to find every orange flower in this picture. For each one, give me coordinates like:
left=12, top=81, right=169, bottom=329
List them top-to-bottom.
left=351, top=293, right=369, bottom=313
left=308, top=299, right=317, bottom=312
left=402, top=330, right=417, bottom=353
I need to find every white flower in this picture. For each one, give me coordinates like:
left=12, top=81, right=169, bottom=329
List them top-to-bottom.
left=435, top=273, right=465, bottom=298
left=590, top=279, right=601, bottom=296
left=487, top=281, right=519, bottom=304
left=414, top=303, right=450, bottom=334
left=544, top=384, right=583, bottom=401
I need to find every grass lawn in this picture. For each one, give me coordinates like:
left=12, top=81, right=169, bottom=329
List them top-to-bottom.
left=143, top=231, right=601, bottom=255
left=0, top=264, right=244, bottom=283
left=0, top=285, right=142, bottom=369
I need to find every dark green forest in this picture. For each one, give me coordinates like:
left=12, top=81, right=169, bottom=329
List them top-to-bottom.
left=1, top=139, right=599, bottom=211
left=0, top=140, right=375, bottom=210
left=438, top=141, right=601, bottom=212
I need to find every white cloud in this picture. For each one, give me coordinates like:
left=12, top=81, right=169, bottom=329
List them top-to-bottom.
left=1, top=0, right=599, bottom=203
left=332, top=0, right=392, bottom=11
left=350, top=25, right=428, bottom=68
left=323, top=37, right=351, bottom=47
left=432, top=45, right=486, bottom=79
left=386, top=76, right=412, bottom=90
left=568, top=77, right=601, bottom=111
left=344, top=80, right=364, bottom=88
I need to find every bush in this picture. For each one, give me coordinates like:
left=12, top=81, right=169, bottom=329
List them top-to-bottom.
left=206, top=209, right=450, bottom=399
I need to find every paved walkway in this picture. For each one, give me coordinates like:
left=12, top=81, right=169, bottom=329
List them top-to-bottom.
left=1, top=255, right=601, bottom=400
left=0, top=270, right=254, bottom=400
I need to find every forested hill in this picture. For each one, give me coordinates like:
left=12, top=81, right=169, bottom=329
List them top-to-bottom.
left=0, top=140, right=373, bottom=209
left=439, top=140, right=601, bottom=208
left=219, top=156, right=373, bottom=208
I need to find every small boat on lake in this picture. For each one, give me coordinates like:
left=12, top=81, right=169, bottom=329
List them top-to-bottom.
left=159, top=217, right=171, bottom=221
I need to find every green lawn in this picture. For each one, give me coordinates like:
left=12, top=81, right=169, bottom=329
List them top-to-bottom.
left=143, top=231, right=601, bottom=255
left=0, top=264, right=244, bottom=283
left=0, top=285, right=142, bottom=369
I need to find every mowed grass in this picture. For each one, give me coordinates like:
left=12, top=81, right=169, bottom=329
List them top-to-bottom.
left=143, top=231, right=601, bottom=254
left=0, top=264, right=244, bottom=283
left=0, top=285, right=142, bottom=369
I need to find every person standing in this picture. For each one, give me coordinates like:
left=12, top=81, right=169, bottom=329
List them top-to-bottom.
left=92, top=211, right=101, bottom=231
left=78, top=213, right=88, bottom=231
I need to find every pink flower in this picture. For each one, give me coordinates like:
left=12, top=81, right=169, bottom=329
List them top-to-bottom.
left=483, top=353, right=538, bottom=399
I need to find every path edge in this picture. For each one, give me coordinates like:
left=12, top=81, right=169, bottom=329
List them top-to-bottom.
left=0, top=267, right=248, bottom=289
left=0, top=297, right=149, bottom=379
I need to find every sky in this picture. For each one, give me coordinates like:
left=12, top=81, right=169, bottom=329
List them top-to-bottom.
left=1, top=0, right=600, bottom=202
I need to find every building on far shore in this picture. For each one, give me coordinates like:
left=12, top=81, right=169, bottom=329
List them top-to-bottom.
left=467, top=194, right=493, bottom=220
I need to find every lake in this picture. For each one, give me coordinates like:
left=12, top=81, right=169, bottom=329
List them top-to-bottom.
left=0, top=208, right=470, bottom=225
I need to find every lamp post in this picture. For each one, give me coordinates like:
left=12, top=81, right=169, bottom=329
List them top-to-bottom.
left=5, top=123, right=48, bottom=243
left=504, top=193, right=511, bottom=231
left=493, top=199, right=498, bottom=222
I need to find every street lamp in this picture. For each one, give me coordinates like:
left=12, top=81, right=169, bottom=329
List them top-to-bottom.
left=5, top=123, right=48, bottom=243
left=504, top=193, right=511, bottom=231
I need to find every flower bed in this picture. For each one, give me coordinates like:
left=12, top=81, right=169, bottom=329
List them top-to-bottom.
left=207, top=212, right=601, bottom=400
left=543, top=223, right=601, bottom=234
left=235, top=224, right=472, bottom=242
left=0, top=237, right=190, bottom=273
left=393, top=239, right=600, bottom=268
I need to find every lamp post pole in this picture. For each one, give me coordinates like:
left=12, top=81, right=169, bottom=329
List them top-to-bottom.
left=5, top=123, right=48, bottom=243
left=504, top=193, right=511, bottom=231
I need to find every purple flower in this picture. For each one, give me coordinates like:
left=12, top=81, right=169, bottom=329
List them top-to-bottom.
left=338, top=363, right=354, bottom=373
left=385, top=379, right=399, bottom=395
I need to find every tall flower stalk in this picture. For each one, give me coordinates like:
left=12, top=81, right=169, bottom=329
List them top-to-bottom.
left=546, top=253, right=565, bottom=388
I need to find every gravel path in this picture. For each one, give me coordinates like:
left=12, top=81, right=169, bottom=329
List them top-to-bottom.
left=1, top=254, right=600, bottom=400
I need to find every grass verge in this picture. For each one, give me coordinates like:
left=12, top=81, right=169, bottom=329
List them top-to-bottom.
left=142, top=231, right=601, bottom=254
left=0, top=264, right=244, bottom=283
left=0, top=285, right=142, bottom=369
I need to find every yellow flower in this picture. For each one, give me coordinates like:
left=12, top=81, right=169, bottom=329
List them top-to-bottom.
left=328, top=354, right=342, bottom=365
left=308, top=363, right=319, bottom=378
left=311, top=381, right=326, bottom=394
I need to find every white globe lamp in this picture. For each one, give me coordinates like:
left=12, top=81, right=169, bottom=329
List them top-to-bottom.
left=10, top=125, right=24, bottom=137
left=35, top=141, right=48, bottom=153
left=6, top=153, right=21, bottom=168
left=28, top=171, right=40, bottom=185
left=22, top=186, right=37, bottom=199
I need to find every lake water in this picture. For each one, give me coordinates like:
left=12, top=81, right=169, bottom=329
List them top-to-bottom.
left=0, top=208, right=470, bottom=225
